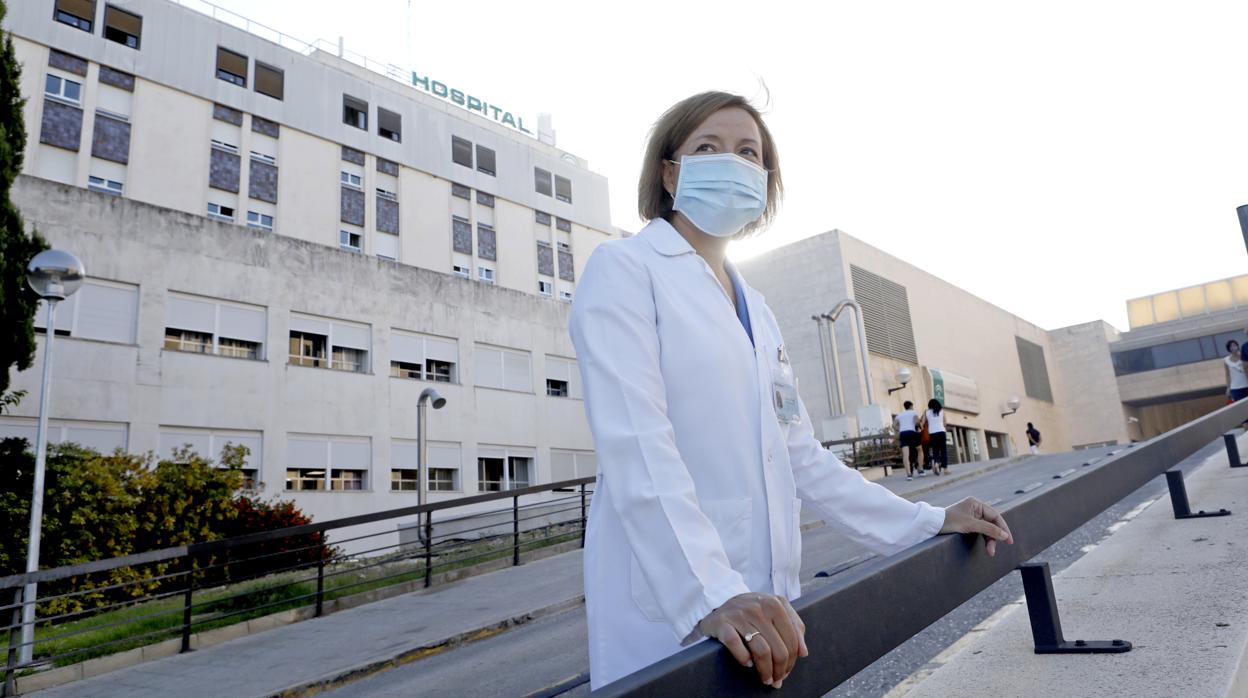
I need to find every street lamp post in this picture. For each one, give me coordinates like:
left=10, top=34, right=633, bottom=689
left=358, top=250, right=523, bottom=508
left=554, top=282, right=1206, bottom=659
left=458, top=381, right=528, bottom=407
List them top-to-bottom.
left=20, top=250, right=85, bottom=665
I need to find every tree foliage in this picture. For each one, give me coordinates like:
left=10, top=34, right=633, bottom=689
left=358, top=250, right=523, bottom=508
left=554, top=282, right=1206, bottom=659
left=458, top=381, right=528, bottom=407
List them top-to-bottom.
left=0, top=0, right=51, bottom=396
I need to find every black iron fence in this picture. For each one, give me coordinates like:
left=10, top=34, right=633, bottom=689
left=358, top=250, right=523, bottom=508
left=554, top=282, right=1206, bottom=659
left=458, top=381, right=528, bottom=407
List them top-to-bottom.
left=594, top=400, right=1248, bottom=696
left=822, top=432, right=902, bottom=475
left=2, top=477, right=595, bottom=695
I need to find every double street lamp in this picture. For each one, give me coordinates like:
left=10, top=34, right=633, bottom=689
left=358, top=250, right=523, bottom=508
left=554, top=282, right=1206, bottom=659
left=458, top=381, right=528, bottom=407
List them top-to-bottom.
left=20, top=250, right=86, bottom=664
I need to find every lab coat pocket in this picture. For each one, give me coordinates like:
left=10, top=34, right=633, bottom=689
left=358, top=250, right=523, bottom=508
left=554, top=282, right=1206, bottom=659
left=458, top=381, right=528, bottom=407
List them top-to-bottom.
left=628, top=498, right=753, bottom=623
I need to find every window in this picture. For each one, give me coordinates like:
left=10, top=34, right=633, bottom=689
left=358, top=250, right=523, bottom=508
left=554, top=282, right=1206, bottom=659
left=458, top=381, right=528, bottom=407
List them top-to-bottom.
left=54, top=0, right=95, bottom=32
left=103, top=5, right=141, bottom=49
left=216, top=47, right=248, bottom=87
left=254, top=62, right=284, bottom=100
left=45, top=74, right=82, bottom=104
left=343, top=95, right=368, bottom=130
left=378, top=107, right=401, bottom=142
left=452, top=136, right=473, bottom=168
left=211, top=139, right=239, bottom=154
left=476, top=145, right=496, bottom=176
left=251, top=151, right=276, bottom=166
left=534, top=168, right=552, bottom=196
left=340, top=171, right=363, bottom=189
left=87, top=175, right=123, bottom=196
left=555, top=175, right=572, bottom=203
left=451, top=183, right=471, bottom=200
left=376, top=188, right=397, bottom=201
left=476, top=191, right=495, bottom=208
left=207, top=202, right=235, bottom=222
left=247, top=211, right=274, bottom=231
left=535, top=211, right=552, bottom=226
left=452, top=215, right=472, bottom=255
left=556, top=218, right=572, bottom=233
left=340, top=230, right=362, bottom=252
left=557, top=241, right=571, bottom=252
left=452, top=264, right=470, bottom=278
left=478, top=266, right=495, bottom=284
left=34, top=279, right=139, bottom=344
left=538, top=280, right=553, bottom=296
left=559, top=290, right=574, bottom=303
left=165, top=293, right=266, bottom=360
left=289, top=314, right=370, bottom=373
left=164, top=329, right=211, bottom=353
left=390, top=331, right=458, bottom=383
left=288, top=332, right=327, bottom=368
left=474, top=345, right=532, bottom=392
left=545, top=356, right=582, bottom=398
left=0, top=419, right=127, bottom=454
left=159, top=428, right=261, bottom=489
left=287, top=436, right=371, bottom=492
left=392, top=440, right=461, bottom=492
left=477, top=449, right=533, bottom=492
left=550, top=450, right=597, bottom=482
left=286, top=469, right=325, bottom=491
left=331, top=469, right=364, bottom=491
left=391, top=469, right=419, bottom=491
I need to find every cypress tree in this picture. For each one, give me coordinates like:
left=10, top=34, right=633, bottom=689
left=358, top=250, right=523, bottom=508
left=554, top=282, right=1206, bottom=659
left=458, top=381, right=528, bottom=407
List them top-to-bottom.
left=0, top=0, right=50, bottom=397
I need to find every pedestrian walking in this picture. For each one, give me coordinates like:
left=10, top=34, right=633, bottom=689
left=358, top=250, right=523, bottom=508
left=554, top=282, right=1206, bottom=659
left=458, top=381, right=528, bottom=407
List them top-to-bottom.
left=569, top=91, right=1012, bottom=690
left=1226, top=340, right=1248, bottom=403
left=920, top=399, right=949, bottom=475
left=895, top=401, right=921, bottom=480
left=1026, top=422, right=1042, bottom=454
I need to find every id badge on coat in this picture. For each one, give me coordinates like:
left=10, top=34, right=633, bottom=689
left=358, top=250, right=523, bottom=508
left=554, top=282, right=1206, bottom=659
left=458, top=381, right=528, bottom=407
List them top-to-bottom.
left=772, top=346, right=801, bottom=425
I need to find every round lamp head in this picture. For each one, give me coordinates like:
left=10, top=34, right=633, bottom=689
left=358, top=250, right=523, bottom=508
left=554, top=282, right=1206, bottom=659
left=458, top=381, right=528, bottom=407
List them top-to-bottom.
left=27, top=249, right=85, bottom=301
left=895, top=367, right=912, bottom=385
left=420, top=387, right=447, bottom=409
left=1006, top=396, right=1021, bottom=411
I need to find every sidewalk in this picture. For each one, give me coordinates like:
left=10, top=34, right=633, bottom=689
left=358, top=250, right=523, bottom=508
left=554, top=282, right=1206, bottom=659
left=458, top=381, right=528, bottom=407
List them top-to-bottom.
left=26, top=453, right=1018, bottom=698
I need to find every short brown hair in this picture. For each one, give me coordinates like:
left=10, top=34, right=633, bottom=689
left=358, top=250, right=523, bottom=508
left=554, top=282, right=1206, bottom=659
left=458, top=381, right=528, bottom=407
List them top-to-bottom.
left=637, top=91, right=783, bottom=237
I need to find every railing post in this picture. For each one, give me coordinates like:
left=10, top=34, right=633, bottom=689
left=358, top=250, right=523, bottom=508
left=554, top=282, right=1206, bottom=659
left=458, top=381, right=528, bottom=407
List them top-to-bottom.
left=1225, top=431, right=1247, bottom=468
left=1165, top=469, right=1231, bottom=519
left=580, top=483, right=587, bottom=549
left=512, top=495, right=520, bottom=567
left=423, top=511, right=433, bottom=589
left=180, top=555, right=195, bottom=653
left=315, top=558, right=325, bottom=618
left=1018, top=562, right=1130, bottom=654
left=4, top=588, right=23, bottom=697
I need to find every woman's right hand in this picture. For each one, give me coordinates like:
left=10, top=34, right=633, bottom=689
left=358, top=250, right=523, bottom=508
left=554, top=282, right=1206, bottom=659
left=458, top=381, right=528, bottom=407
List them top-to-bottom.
left=697, top=592, right=808, bottom=688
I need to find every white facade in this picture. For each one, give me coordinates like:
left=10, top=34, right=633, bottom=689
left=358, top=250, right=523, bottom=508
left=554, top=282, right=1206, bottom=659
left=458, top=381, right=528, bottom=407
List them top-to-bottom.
left=2, top=1, right=610, bottom=547
left=4, top=177, right=597, bottom=547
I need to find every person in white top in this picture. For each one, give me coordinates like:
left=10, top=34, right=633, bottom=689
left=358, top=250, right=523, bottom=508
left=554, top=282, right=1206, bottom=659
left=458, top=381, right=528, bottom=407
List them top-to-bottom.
left=570, top=91, right=1012, bottom=691
left=1226, top=339, right=1248, bottom=402
left=919, top=398, right=949, bottom=475
left=894, top=401, right=921, bottom=480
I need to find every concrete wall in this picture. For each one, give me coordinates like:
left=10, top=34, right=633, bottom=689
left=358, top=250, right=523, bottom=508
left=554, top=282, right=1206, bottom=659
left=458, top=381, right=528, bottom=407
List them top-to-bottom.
left=5, top=176, right=595, bottom=550
left=1047, top=320, right=1130, bottom=447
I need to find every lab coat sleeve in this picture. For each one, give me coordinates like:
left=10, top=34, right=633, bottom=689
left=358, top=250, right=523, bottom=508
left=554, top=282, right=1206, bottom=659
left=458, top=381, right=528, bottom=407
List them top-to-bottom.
left=570, top=244, right=751, bottom=642
left=782, top=375, right=944, bottom=553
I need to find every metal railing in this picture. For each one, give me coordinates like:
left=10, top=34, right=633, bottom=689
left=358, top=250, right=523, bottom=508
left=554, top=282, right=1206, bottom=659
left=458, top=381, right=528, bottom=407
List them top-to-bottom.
left=595, top=401, right=1248, bottom=696
left=822, top=432, right=901, bottom=475
left=1, top=476, right=595, bottom=694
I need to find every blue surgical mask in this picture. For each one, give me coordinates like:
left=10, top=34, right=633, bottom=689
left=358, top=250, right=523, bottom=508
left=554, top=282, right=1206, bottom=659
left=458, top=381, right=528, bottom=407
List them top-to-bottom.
left=669, top=153, right=768, bottom=238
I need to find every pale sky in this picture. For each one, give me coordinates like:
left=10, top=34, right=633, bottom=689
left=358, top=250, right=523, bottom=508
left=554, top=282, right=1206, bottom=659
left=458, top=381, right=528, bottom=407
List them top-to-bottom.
left=207, top=0, right=1248, bottom=331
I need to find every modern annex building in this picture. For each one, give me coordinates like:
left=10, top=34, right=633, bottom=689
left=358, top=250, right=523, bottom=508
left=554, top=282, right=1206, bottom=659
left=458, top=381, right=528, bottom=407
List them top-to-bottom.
left=1, top=0, right=611, bottom=538
left=738, top=232, right=1248, bottom=462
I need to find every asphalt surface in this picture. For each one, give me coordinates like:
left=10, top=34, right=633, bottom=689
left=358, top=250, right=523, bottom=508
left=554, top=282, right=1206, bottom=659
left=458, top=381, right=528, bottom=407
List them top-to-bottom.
left=322, top=442, right=1216, bottom=698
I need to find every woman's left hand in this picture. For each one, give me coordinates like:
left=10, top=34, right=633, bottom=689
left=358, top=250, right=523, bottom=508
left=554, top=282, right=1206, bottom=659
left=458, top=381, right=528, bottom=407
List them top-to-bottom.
left=940, top=497, right=1013, bottom=556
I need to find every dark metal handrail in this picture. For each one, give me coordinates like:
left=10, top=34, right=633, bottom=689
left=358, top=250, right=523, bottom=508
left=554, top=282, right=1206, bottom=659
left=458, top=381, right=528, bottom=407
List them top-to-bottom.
left=594, top=401, right=1248, bottom=696
left=0, top=476, right=596, bottom=590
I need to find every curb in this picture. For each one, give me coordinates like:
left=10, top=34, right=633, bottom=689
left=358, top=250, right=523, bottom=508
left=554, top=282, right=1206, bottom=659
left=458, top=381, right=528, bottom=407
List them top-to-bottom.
left=266, top=595, right=586, bottom=698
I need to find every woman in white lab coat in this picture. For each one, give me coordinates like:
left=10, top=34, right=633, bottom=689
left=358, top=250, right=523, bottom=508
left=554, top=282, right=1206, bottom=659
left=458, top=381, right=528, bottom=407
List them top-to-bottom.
left=569, top=91, right=1012, bottom=690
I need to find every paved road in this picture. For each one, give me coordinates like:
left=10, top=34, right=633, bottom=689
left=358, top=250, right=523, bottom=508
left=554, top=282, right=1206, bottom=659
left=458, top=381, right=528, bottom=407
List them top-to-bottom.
left=324, top=442, right=1212, bottom=698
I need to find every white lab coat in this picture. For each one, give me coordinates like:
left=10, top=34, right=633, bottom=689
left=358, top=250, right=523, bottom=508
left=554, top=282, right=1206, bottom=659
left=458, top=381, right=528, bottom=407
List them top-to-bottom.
left=569, top=219, right=945, bottom=690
